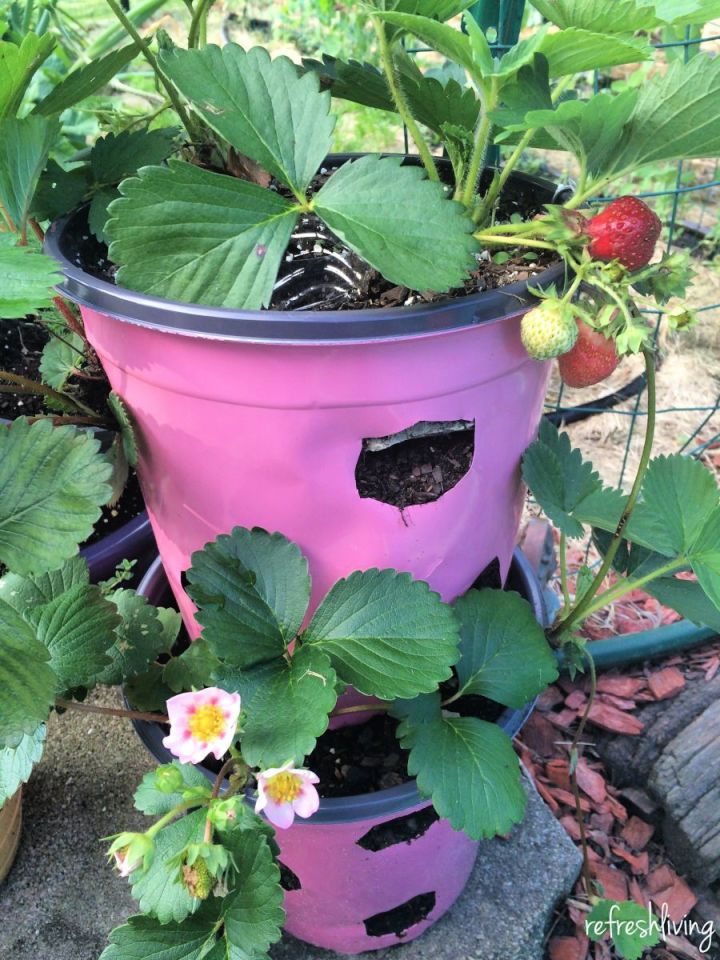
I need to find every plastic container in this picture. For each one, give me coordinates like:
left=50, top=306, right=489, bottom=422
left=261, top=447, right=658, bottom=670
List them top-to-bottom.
left=47, top=160, right=563, bottom=635
left=130, top=548, right=544, bottom=953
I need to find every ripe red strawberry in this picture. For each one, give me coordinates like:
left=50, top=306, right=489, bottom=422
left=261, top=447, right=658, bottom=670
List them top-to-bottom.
left=586, top=196, right=662, bottom=271
left=558, top=319, right=619, bottom=388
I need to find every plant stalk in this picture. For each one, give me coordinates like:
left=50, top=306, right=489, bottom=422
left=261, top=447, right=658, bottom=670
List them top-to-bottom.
left=103, top=0, right=198, bottom=142
left=372, top=17, right=439, bottom=182
left=460, top=81, right=497, bottom=208
left=551, top=349, right=657, bottom=639
left=0, top=369, right=96, bottom=417
left=55, top=698, right=170, bottom=725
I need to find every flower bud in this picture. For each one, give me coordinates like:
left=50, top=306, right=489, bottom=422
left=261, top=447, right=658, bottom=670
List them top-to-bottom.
left=154, top=764, right=184, bottom=794
left=106, top=831, right=154, bottom=876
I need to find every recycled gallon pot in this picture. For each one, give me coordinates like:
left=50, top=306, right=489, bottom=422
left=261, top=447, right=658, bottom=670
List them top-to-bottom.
left=47, top=161, right=564, bottom=635
left=130, top=549, right=544, bottom=953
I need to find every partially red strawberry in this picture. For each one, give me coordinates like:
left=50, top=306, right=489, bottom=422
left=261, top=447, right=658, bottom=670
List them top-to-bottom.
left=586, top=196, right=662, bottom=271
left=558, top=319, right=619, bottom=388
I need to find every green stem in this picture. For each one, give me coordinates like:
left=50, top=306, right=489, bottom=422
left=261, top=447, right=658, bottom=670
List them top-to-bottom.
left=103, top=0, right=198, bottom=142
left=188, top=0, right=213, bottom=48
left=372, top=17, right=439, bottom=182
left=475, top=75, right=576, bottom=226
left=460, top=81, right=497, bottom=208
left=473, top=233, right=556, bottom=251
left=551, top=350, right=657, bottom=639
left=559, top=533, right=571, bottom=609
left=576, top=556, right=685, bottom=623
left=204, top=756, right=237, bottom=842
left=147, top=798, right=203, bottom=838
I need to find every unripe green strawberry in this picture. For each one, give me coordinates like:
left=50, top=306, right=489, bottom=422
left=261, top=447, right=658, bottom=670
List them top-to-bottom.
left=521, top=301, right=578, bottom=360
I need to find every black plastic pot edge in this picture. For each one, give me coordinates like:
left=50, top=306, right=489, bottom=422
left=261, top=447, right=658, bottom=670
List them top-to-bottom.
left=45, top=157, right=567, bottom=345
left=82, top=510, right=156, bottom=584
left=129, top=547, right=546, bottom=825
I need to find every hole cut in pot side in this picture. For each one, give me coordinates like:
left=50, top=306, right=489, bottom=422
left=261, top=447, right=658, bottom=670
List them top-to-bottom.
left=355, top=420, right=474, bottom=509
left=356, top=806, right=440, bottom=851
left=278, top=861, right=301, bottom=891
left=363, top=892, right=437, bottom=938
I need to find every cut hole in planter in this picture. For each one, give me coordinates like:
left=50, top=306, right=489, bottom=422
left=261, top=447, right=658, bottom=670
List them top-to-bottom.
left=356, top=420, right=474, bottom=509
left=472, top=556, right=502, bottom=591
left=356, top=806, right=440, bottom=851
left=278, top=861, right=301, bottom=891
left=363, top=891, right=436, bottom=938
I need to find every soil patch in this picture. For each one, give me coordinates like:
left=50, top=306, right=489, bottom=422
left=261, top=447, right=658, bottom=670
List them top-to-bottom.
left=0, top=318, right=49, bottom=418
left=356, top=426, right=474, bottom=508
left=85, top=471, right=145, bottom=546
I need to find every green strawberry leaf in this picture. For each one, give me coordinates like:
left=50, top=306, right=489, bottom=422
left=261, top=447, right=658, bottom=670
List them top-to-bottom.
left=528, top=0, right=660, bottom=32
left=372, top=12, right=477, bottom=78
left=537, top=28, right=653, bottom=77
left=0, top=32, right=55, bottom=120
left=32, top=43, right=140, bottom=117
left=160, top=44, right=334, bottom=195
left=0, top=115, right=59, bottom=233
left=89, top=128, right=179, bottom=186
left=314, top=155, right=478, bottom=293
left=31, top=159, right=90, bottom=222
left=107, top=160, right=300, bottom=310
left=0, top=247, right=60, bottom=319
left=39, top=330, right=85, bottom=390
left=0, top=419, right=112, bottom=575
left=523, top=420, right=606, bottom=538
left=626, top=455, right=719, bottom=557
left=187, top=527, right=310, bottom=670
left=0, top=557, right=89, bottom=613
left=304, top=568, right=460, bottom=699
left=646, top=576, right=720, bottom=633
left=30, top=582, right=121, bottom=694
left=452, top=589, right=557, bottom=708
left=97, top=590, right=176, bottom=686
left=0, top=598, right=55, bottom=748
left=163, top=638, right=219, bottom=694
left=240, top=644, right=338, bottom=768
left=394, top=693, right=527, bottom=839
left=0, top=723, right=45, bottom=804
left=131, top=808, right=207, bottom=923
left=221, top=830, right=285, bottom=959
left=586, top=899, right=661, bottom=959
left=100, top=907, right=220, bottom=960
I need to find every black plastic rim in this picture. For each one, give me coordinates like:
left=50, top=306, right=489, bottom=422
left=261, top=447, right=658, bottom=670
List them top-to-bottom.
left=45, top=157, right=567, bottom=345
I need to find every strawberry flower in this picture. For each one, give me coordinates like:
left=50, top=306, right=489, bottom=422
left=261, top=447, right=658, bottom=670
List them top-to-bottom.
left=162, top=687, right=241, bottom=765
left=255, top=761, right=320, bottom=829
left=106, top=831, right=154, bottom=876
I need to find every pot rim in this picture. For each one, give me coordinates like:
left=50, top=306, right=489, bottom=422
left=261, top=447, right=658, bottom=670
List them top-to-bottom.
left=45, top=157, right=568, bottom=346
left=131, top=549, right=545, bottom=825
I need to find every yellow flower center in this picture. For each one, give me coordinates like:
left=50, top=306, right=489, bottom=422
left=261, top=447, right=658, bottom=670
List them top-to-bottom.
left=188, top=704, right=225, bottom=742
left=265, top=771, right=302, bottom=804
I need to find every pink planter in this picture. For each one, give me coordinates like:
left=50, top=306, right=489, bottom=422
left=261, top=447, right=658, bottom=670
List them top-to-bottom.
left=47, top=165, right=561, bottom=636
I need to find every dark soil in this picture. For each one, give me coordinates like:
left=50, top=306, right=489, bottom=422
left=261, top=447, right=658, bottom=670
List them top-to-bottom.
left=63, top=162, right=560, bottom=312
left=0, top=318, right=49, bottom=418
left=356, top=426, right=474, bottom=509
left=84, top=471, right=145, bottom=546
left=305, top=692, right=503, bottom=799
